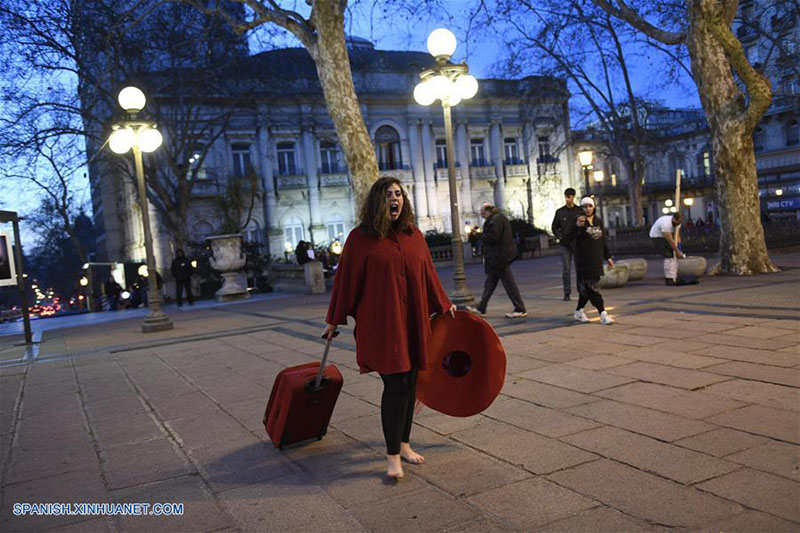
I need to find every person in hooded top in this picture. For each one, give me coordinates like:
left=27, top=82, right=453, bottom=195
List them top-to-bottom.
left=323, top=176, right=456, bottom=480
left=566, top=196, right=615, bottom=325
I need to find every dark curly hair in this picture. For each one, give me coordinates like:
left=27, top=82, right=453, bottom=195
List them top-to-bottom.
left=359, top=176, right=415, bottom=239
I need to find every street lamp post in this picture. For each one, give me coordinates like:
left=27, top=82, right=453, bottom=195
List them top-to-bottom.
left=413, top=28, right=479, bottom=307
left=108, top=86, right=173, bottom=333
left=578, top=150, right=593, bottom=198
left=593, top=169, right=605, bottom=220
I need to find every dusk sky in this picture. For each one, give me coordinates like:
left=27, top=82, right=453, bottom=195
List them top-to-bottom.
left=4, top=1, right=701, bottom=247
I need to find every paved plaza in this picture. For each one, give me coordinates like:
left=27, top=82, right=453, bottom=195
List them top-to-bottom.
left=1, top=253, right=798, bottom=532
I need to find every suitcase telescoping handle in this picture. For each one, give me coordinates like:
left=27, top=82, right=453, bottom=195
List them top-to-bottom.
left=315, top=330, right=339, bottom=390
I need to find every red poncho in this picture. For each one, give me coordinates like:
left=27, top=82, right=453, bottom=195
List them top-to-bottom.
left=326, top=226, right=452, bottom=374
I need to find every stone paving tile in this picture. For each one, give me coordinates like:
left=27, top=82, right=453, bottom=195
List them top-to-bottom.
left=755, top=318, right=800, bottom=331
left=726, top=325, right=800, bottom=339
left=618, top=326, right=708, bottom=341
left=513, top=344, right=588, bottom=363
left=696, top=344, right=799, bottom=367
left=617, top=346, right=726, bottom=369
left=504, top=354, right=553, bottom=374
left=566, top=354, right=633, bottom=370
left=607, top=361, right=732, bottom=390
left=697, top=361, right=800, bottom=387
left=519, top=364, right=636, bottom=393
left=128, top=374, right=200, bottom=399
left=197, top=377, right=267, bottom=406
left=500, top=379, right=599, bottom=411
left=703, top=379, right=800, bottom=411
left=597, top=382, right=746, bottom=419
left=149, top=390, right=224, bottom=422
left=329, top=393, right=381, bottom=425
left=83, top=394, right=149, bottom=423
left=222, top=397, right=270, bottom=435
left=484, top=397, right=600, bottom=437
left=566, top=400, right=713, bottom=442
left=708, top=405, right=800, bottom=444
left=0, top=409, right=14, bottom=435
left=413, top=410, right=485, bottom=436
left=165, top=411, right=256, bottom=450
left=91, top=412, right=166, bottom=449
left=450, top=419, right=598, bottom=475
left=562, top=426, right=739, bottom=484
left=674, top=428, right=769, bottom=457
left=100, top=437, right=197, bottom=490
left=7, top=439, right=98, bottom=485
left=190, top=440, right=297, bottom=494
left=725, top=441, right=800, bottom=481
left=416, top=447, right=532, bottom=497
left=548, top=459, right=742, bottom=528
left=0, top=468, right=109, bottom=531
left=697, top=468, right=800, bottom=523
left=112, top=475, right=233, bottom=532
left=467, top=477, right=598, bottom=530
left=350, top=484, right=477, bottom=532
left=537, top=506, right=665, bottom=532
left=692, top=510, right=800, bottom=532
left=43, top=517, right=115, bottom=532
left=441, top=517, right=514, bottom=532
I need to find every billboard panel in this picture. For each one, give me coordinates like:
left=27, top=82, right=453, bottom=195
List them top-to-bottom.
left=0, top=231, right=17, bottom=287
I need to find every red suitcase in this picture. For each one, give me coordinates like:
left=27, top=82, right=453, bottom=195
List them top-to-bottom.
left=263, top=333, right=343, bottom=449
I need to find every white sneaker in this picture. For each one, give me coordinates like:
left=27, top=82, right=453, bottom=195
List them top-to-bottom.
left=465, top=305, right=485, bottom=316
left=574, top=309, right=589, bottom=323
left=505, top=311, right=528, bottom=318
left=600, top=311, right=615, bottom=325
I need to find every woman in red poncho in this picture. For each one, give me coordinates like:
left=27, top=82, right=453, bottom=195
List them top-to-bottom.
left=323, top=177, right=455, bottom=480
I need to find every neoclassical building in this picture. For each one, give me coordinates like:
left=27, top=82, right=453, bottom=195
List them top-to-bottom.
left=93, top=37, right=576, bottom=267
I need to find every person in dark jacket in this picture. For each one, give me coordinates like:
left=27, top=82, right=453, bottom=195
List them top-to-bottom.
left=551, top=188, right=581, bottom=301
left=566, top=197, right=614, bottom=325
left=466, top=203, right=527, bottom=318
left=170, top=249, right=194, bottom=306
left=104, top=276, right=122, bottom=311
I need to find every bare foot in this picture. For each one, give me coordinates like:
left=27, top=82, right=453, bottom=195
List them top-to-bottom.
left=400, top=443, right=425, bottom=465
left=386, top=454, right=404, bottom=479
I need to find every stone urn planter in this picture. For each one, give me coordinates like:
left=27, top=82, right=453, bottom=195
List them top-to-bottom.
left=207, top=234, right=249, bottom=302
left=678, top=256, right=707, bottom=277
left=617, top=258, right=648, bottom=281
left=598, top=263, right=630, bottom=289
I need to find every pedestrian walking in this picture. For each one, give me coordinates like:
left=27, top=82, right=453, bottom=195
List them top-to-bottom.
left=322, top=176, right=456, bottom=480
left=551, top=187, right=581, bottom=301
left=568, top=197, right=615, bottom=325
left=466, top=203, right=527, bottom=318
left=649, top=212, right=684, bottom=285
left=170, top=249, right=194, bottom=306
left=103, top=276, right=122, bottom=311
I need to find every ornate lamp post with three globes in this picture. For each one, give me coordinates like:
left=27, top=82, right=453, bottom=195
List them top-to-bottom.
left=413, top=28, right=479, bottom=307
left=108, top=86, right=173, bottom=333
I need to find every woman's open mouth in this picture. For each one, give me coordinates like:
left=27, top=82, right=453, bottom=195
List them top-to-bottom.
left=390, top=202, right=400, bottom=215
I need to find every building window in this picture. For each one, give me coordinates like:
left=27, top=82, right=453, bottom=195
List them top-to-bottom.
left=787, top=120, right=799, bottom=146
left=374, top=125, right=402, bottom=170
left=753, top=127, right=765, bottom=152
left=537, top=136, right=551, bottom=162
left=504, top=137, right=519, bottom=164
left=470, top=138, right=485, bottom=166
left=435, top=139, right=448, bottom=168
left=277, top=142, right=297, bottom=176
left=320, top=142, right=341, bottom=174
left=231, top=143, right=251, bottom=178
left=187, top=144, right=207, bottom=180
left=696, top=149, right=712, bottom=177
left=668, top=153, right=684, bottom=179
left=326, top=214, right=345, bottom=243
left=283, top=217, right=305, bottom=250
left=246, top=221, right=263, bottom=245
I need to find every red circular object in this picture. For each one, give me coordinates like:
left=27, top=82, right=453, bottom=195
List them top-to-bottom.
left=417, top=311, right=506, bottom=417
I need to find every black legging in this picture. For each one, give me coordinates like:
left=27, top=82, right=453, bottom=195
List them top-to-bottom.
left=576, top=276, right=605, bottom=313
left=379, top=368, right=418, bottom=455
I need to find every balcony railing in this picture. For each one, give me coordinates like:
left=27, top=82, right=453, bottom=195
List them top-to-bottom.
left=536, top=155, right=560, bottom=165
left=505, top=164, right=529, bottom=178
left=470, top=166, right=496, bottom=180
left=320, top=173, right=350, bottom=187
left=276, top=175, right=307, bottom=189
left=642, top=175, right=715, bottom=194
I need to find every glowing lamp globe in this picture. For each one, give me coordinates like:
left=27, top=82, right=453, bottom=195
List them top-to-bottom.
left=427, top=28, right=457, bottom=58
left=454, top=74, right=478, bottom=100
left=413, top=80, right=436, bottom=106
left=118, top=86, right=146, bottom=112
left=109, top=127, right=135, bottom=154
left=138, top=127, right=163, bottom=153
left=578, top=150, right=593, bottom=167
left=593, top=170, right=604, bottom=182
left=776, top=188, right=784, bottom=196
left=683, top=198, right=694, bottom=206
left=665, top=199, right=674, bottom=207
left=669, top=206, right=678, bottom=213
left=662, top=207, right=670, bottom=214
left=138, top=264, right=149, bottom=277
left=79, top=276, right=89, bottom=287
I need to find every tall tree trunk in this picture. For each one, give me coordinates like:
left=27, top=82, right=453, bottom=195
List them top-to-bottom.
left=309, top=1, right=379, bottom=210
left=686, top=4, right=776, bottom=274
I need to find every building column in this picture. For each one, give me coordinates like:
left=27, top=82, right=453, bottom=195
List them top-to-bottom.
left=256, top=111, right=282, bottom=257
left=407, top=119, right=429, bottom=220
left=490, top=119, right=505, bottom=209
left=421, top=120, right=439, bottom=226
left=455, top=120, right=474, bottom=222
left=302, top=128, right=326, bottom=245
